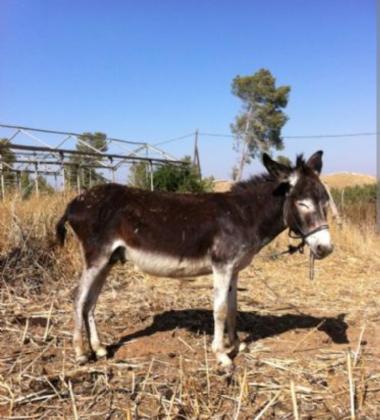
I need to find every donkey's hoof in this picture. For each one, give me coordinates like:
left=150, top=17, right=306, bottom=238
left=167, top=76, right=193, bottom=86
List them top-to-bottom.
left=225, top=340, right=246, bottom=357
left=239, top=342, right=248, bottom=352
left=95, top=346, right=108, bottom=359
left=217, top=352, right=233, bottom=368
left=76, top=354, right=89, bottom=365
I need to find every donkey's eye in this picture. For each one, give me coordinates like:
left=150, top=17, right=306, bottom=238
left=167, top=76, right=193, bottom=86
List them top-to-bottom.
left=297, top=201, right=311, bottom=210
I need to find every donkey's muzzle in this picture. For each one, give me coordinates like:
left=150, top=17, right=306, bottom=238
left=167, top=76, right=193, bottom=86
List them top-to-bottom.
left=304, top=226, right=333, bottom=260
left=314, top=243, right=334, bottom=259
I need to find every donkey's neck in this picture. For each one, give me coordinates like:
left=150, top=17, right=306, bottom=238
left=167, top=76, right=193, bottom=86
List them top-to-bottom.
left=235, top=180, right=288, bottom=251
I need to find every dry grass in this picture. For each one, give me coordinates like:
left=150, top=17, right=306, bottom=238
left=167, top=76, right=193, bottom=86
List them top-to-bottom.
left=321, top=173, right=376, bottom=189
left=0, top=192, right=379, bottom=419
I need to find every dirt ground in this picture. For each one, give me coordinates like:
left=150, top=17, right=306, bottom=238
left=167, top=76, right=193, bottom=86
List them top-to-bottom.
left=0, top=196, right=379, bottom=419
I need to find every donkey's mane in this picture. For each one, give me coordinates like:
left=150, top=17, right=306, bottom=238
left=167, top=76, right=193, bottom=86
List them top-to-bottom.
left=231, top=154, right=307, bottom=193
left=295, top=154, right=306, bottom=168
left=231, top=173, right=276, bottom=193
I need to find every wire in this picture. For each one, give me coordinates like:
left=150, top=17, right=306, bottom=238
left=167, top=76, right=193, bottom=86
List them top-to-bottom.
left=199, top=131, right=377, bottom=139
left=199, top=132, right=235, bottom=138
left=284, top=132, right=377, bottom=139
left=153, top=133, right=195, bottom=146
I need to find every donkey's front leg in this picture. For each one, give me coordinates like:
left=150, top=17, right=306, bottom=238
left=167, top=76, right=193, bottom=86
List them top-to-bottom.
left=212, top=264, right=235, bottom=367
left=227, top=273, right=238, bottom=350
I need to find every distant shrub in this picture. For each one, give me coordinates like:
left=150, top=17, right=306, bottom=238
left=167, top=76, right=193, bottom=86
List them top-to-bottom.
left=128, top=156, right=214, bottom=193
left=331, top=183, right=377, bottom=226
left=331, top=183, right=376, bottom=205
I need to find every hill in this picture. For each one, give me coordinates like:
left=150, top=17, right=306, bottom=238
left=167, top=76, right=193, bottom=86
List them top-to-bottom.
left=214, top=172, right=376, bottom=192
left=321, top=172, right=376, bottom=189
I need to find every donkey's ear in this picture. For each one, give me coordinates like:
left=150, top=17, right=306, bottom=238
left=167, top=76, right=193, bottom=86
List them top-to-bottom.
left=306, top=150, right=323, bottom=175
left=262, top=153, right=292, bottom=181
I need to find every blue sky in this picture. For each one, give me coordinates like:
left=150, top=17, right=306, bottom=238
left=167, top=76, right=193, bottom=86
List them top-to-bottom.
left=0, top=0, right=376, bottom=179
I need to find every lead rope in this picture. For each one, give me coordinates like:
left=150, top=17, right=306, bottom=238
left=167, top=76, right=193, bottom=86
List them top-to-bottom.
left=270, top=239, right=315, bottom=281
left=269, top=240, right=305, bottom=260
left=309, top=250, right=315, bottom=280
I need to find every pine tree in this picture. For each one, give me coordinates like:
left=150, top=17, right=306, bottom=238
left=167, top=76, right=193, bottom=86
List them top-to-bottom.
left=231, top=69, right=290, bottom=180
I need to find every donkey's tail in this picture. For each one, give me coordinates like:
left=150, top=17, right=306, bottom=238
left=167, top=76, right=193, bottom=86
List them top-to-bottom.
left=56, top=211, right=68, bottom=247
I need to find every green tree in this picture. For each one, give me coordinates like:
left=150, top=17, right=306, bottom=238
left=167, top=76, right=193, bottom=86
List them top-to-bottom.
left=231, top=68, right=290, bottom=180
left=66, top=132, right=108, bottom=189
left=0, top=138, right=16, bottom=192
left=276, top=155, right=291, bottom=167
left=128, top=157, right=213, bottom=193
left=128, top=161, right=150, bottom=189
left=18, top=172, right=54, bottom=199
left=19, top=172, right=34, bottom=198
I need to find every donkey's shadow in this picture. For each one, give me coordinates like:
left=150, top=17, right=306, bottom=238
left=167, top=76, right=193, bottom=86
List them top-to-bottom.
left=108, top=309, right=348, bottom=357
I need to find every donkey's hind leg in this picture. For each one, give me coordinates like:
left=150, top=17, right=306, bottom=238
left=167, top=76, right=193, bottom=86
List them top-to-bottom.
left=73, top=256, right=109, bottom=364
left=83, top=264, right=111, bottom=359
left=226, top=273, right=246, bottom=354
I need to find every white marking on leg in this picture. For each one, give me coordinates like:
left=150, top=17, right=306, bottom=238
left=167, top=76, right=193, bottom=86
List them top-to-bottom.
left=73, top=259, right=107, bottom=362
left=212, top=263, right=234, bottom=367
left=84, top=266, right=109, bottom=357
left=87, top=311, right=107, bottom=357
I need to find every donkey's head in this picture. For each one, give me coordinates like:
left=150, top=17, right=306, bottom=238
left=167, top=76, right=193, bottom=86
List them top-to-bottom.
left=263, top=151, right=333, bottom=259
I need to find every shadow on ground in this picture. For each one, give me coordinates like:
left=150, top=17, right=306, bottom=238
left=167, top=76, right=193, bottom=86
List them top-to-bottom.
left=108, top=309, right=348, bottom=357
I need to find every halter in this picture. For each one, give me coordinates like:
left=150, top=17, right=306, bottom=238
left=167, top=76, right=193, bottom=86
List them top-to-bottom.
left=289, top=223, right=330, bottom=242
left=270, top=224, right=330, bottom=280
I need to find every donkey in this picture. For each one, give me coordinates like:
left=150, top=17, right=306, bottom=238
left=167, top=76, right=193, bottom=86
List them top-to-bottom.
left=56, top=151, right=333, bottom=367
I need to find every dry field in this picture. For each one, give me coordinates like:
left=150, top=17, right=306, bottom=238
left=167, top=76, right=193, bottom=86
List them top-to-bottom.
left=214, top=172, right=377, bottom=193
left=0, top=192, right=379, bottom=419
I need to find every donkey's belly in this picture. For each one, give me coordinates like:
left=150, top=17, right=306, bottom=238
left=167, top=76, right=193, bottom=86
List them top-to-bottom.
left=127, top=247, right=213, bottom=278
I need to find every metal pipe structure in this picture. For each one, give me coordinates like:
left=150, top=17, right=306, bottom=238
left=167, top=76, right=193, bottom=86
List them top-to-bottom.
left=0, top=123, right=147, bottom=146
left=0, top=124, right=193, bottom=198
left=0, top=143, right=186, bottom=166
left=0, top=157, right=5, bottom=199
left=7, top=168, right=59, bottom=175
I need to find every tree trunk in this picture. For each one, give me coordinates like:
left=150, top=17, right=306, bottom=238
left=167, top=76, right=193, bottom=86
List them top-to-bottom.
left=235, top=106, right=253, bottom=181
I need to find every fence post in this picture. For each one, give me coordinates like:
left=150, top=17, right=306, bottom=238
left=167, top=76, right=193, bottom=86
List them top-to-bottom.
left=193, top=129, right=202, bottom=179
left=60, top=156, right=65, bottom=192
left=0, top=157, right=5, bottom=200
left=149, top=160, right=154, bottom=191
left=34, top=162, right=39, bottom=197
left=77, top=166, right=81, bottom=194
left=89, top=168, right=93, bottom=188
left=16, top=171, right=21, bottom=195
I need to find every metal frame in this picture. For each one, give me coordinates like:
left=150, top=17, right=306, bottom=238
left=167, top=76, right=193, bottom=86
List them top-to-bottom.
left=0, top=124, right=189, bottom=199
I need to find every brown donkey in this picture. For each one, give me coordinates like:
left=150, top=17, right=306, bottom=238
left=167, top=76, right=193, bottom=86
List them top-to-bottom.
left=57, top=151, right=333, bottom=367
